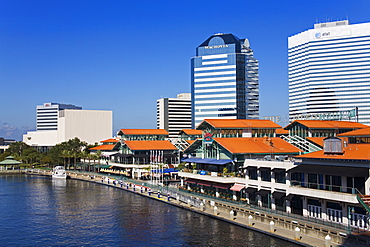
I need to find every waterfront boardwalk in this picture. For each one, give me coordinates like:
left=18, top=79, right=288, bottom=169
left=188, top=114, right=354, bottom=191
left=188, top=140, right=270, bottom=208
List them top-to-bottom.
left=23, top=169, right=370, bottom=247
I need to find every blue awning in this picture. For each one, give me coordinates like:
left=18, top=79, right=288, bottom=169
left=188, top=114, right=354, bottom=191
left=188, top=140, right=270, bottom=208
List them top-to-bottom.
left=181, top=158, right=232, bottom=165
left=151, top=168, right=178, bottom=173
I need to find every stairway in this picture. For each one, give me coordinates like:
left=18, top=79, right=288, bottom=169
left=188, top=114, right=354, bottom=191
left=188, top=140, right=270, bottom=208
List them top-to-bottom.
left=282, top=135, right=322, bottom=153
left=171, top=138, right=191, bottom=152
left=357, top=194, right=370, bottom=214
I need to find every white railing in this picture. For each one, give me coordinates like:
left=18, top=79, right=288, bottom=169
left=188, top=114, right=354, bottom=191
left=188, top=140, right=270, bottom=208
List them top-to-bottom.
left=308, top=204, right=322, bottom=218
left=327, top=208, right=343, bottom=223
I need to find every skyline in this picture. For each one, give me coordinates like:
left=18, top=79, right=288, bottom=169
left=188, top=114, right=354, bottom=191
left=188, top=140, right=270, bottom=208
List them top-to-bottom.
left=1, top=0, right=370, bottom=140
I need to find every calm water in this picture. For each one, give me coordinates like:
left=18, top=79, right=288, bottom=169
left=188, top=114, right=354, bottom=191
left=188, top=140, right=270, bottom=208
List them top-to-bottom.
left=0, top=175, right=299, bottom=246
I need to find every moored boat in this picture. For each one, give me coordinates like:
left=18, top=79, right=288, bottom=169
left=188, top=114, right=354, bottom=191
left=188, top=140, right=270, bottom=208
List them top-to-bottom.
left=52, top=166, right=67, bottom=179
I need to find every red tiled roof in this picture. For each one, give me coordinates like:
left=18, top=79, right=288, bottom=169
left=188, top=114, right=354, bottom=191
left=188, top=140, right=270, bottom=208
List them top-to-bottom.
left=199, top=119, right=282, bottom=129
left=285, top=120, right=368, bottom=129
left=337, top=127, right=370, bottom=137
left=276, top=128, right=289, bottom=134
left=118, top=129, right=169, bottom=135
left=181, top=129, right=202, bottom=135
left=213, top=137, right=302, bottom=154
left=101, top=138, right=119, bottom=143
left=123, top=140, right=177, bottom=151
left=90, top=144, right=116, bottom=151
left=296, top=144, right=370, bottom=160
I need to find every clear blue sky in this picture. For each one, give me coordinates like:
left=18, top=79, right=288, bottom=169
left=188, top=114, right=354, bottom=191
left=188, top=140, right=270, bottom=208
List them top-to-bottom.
left=1, top=0, right=369, bottom=140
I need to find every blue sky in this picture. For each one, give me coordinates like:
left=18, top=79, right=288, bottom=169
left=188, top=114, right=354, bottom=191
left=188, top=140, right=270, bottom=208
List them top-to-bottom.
left=1, top=0, right=370, bottom=140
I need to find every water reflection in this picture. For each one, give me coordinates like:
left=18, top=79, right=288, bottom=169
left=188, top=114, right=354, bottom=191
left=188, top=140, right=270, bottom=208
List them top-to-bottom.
left=0, top=175, right=299, bottom=247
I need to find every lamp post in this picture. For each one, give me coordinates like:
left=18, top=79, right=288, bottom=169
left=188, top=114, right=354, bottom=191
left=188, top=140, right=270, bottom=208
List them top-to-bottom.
left=347, top=206, right=355, bottom=234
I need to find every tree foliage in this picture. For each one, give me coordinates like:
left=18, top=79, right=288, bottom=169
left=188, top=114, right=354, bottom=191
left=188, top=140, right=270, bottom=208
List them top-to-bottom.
left=4, top=138, right=90, bottom=167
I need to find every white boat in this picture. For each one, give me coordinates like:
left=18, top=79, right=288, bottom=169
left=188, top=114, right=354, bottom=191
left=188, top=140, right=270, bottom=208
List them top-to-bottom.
left=52, top=166, right=67, bottom=179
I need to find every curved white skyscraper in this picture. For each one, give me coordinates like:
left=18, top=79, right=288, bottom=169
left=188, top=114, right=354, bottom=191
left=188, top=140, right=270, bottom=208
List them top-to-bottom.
left=289, top=20, right=370, bottom=125
left=191, top=33, right=259, bottom=128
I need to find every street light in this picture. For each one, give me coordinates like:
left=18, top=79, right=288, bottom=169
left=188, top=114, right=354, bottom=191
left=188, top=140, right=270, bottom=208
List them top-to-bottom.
left=347, top=206, right=355, bottom=234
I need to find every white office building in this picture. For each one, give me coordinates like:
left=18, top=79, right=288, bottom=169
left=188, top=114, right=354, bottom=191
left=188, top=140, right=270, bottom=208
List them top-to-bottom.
left=288, top=20, right=370, bottom=125
left=191, top=33, right=259, bottom=127
left=157, top=93, right=192, bottom=138
left=24, top=103, right=112, bottom=148
left=36, top=103, right=82, bottom=131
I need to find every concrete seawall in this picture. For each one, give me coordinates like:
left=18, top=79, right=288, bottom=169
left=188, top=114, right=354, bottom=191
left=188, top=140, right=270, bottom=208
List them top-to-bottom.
left=21, top=170, right=370, bottom=247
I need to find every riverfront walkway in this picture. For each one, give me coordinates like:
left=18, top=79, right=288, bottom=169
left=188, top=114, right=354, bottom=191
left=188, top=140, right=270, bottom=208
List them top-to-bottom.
left=24, top=169, right=370, bottom=247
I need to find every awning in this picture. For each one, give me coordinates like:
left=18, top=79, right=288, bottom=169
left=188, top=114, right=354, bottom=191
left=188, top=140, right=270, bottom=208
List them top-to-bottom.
left=181, top=158, right=232, bottom=165
left=151, top=168, right=178, bottom=173
left=185, top=178, right=198, bottom=184
left=198, top=180, right=213, bottom=187
left=212, top=183, right=231, bottom=190
left=230, top=184, right=245, bottom=191
left=272, top=191, right=286, bottom=199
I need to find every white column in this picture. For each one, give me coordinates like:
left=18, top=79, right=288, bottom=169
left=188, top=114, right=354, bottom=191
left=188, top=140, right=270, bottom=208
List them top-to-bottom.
left=257, top=169, right=261, bottom=190
left=365, top=173, right=370, bottom=195
left=232, top=191, right=237, bottom=201
left=245, top=192, right=250, bottom=204
left=257, top=195, right=262, bottom=207
left=271, top=197, right=276, bottom=211
left=302, top=197, right=308, bottom=217
left=286, top=199, right=291, bottom=213
left=321, top=200, right=327, bottom=220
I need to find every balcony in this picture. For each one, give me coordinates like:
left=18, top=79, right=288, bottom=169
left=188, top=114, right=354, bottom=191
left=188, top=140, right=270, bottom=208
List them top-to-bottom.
left=178, top=170, right=245, bottom=184
left=289, top=181, right=358, bottom=203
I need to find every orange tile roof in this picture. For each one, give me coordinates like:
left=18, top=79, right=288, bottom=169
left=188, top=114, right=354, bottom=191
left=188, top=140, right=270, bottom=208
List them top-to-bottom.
left=199, top=119, right=282, bottom=129
left=285, top=120, right=368, bottom=129
left=337, top=127, right=370, bottom=137
left=276, top=128, right=289, bottom=134
left=118, top=129, right=169, bottom=135
left=181, top=129, right=202, bottom=135
left=213, top=137, right=302, bottom=154
left=306, top=137, right=326, bottom=147
left=101, top=138, right=119, bottom=143
left=123, top=140, right=177, bottom=150
left=90, top=144, right=116, bottom=151
left=296, top=144, right=370, bottom=160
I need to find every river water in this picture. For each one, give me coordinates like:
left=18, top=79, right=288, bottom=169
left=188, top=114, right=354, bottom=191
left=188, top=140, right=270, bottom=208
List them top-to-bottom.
left=0, top=175, right=300, bottom=246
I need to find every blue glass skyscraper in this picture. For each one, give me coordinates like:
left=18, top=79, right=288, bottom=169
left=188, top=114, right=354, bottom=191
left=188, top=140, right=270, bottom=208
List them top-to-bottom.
left=191, top=33, right=259, bottom=127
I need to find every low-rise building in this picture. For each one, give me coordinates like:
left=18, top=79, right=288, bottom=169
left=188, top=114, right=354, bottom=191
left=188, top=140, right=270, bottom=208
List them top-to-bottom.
left=23, top=104, right=112, bottom=150
left=178, top=119, right=370, bottom=230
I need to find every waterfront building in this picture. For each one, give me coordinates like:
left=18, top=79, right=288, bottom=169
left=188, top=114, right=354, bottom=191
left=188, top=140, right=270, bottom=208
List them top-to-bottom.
left=288, top=20, right=370, bottom=125
left=191, top=33, right=259, bottom=127
left=157, top=93, right=192, bottom=138
left=36, top=103, right=81, bottom=131
left=23, top=104, right=112, bottom=149
left=178, top=119, right=370, bottom=230
left=183, top=119, right=285, bottom=168
left=113, top=129, right=178, bottom=165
